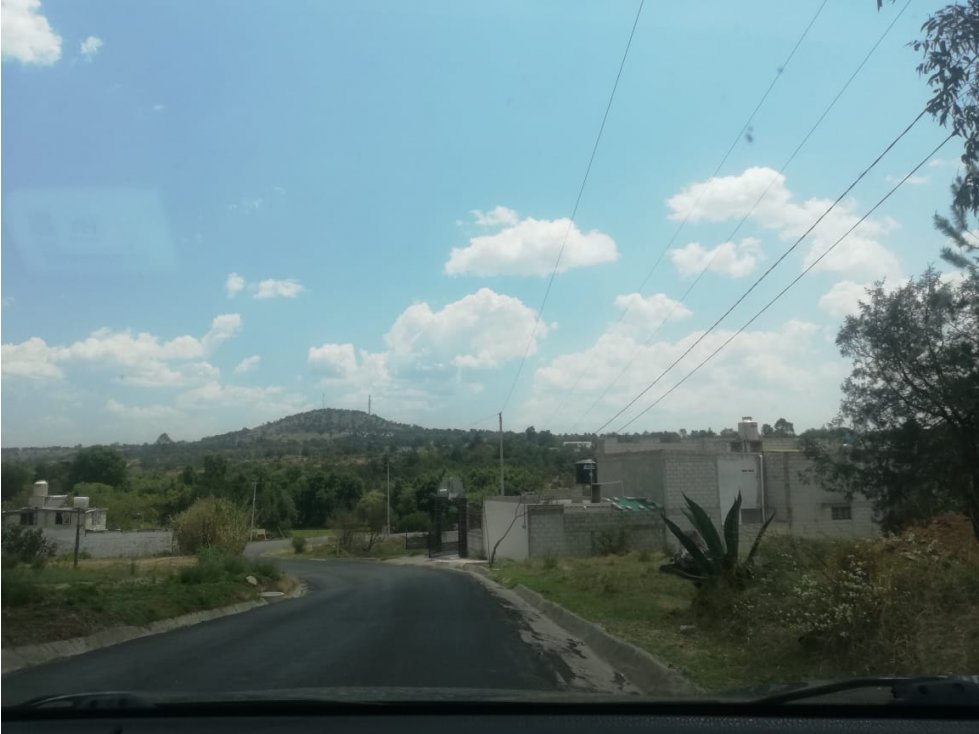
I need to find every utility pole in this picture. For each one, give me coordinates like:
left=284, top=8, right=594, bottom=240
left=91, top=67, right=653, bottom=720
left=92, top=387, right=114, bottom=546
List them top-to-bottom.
left=368, top=394, right=372, bottom=416
left=498, top=412, right=505, bottom=496
left=386, top=455, right=391, bottom=536
left=250, top=480, right=258, bottom=539
left=73, top=506, right=83, bottom=569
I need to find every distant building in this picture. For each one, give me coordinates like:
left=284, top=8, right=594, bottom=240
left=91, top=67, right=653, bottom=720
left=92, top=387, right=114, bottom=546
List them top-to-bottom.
left=562, top=441, right=593, bottom=450
left=3, top=480, right=107, bottom=532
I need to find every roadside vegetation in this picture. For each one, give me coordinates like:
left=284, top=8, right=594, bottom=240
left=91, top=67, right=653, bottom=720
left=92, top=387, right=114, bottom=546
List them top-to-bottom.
left=493, top=514, right=979, bottom=691
left=2, top=522, right=288, bottom=648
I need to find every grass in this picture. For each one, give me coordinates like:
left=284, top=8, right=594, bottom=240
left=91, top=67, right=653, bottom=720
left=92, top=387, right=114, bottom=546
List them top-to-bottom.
left=491, top=517, right=979, bottom=692
left=288, top=528, right=336, bottom=539
left=302, top=535, right=426, bottom=561
left=2, top=552, right=289, bottom=647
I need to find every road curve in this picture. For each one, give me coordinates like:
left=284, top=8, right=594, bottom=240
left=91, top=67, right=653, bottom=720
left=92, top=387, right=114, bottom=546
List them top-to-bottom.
left=2, top=558, right=595, bottom=705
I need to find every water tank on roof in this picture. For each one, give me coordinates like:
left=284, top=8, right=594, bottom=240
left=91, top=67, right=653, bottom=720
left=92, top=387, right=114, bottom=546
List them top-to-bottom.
left=737, top=418, right=760, bottom=442
left=574, top=459, right=597, bottom=486
left=33, top=480, right=49, bottom=496
left=73, top=496, right=90, bottom=509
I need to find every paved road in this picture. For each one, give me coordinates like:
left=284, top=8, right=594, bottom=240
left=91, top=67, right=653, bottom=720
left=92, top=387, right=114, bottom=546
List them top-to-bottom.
left=2, top=558, right=603, bottom=705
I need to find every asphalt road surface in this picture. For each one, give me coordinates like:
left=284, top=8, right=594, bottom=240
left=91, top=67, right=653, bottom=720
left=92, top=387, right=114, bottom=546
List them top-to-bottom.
left=2, top=558, right=623, bottom=705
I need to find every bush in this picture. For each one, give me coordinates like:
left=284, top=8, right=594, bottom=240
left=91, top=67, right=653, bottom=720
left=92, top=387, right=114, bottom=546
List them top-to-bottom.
left=172, top=497, right=249, bottom=555
left=397, top=511, right=431, bottom=533
left=2, top=525, right=57, bottom=569
left=291, top=535, right=307, bottom=554
left=542, top=554, right=558, bottom=570
left=1, top=567, right=44, bottom=607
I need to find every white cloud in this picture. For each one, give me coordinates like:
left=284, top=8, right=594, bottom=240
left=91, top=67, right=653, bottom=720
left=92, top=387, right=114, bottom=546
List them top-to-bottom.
left=1, top=0, right=62, bottom=65
left=79, top=35, right=101, bottom=60
left=666, top=167, right=902, bottom=281
left=885, top=174, right=928, bottom=186
left=472, top=206, right=519, bottom=227
left=445, top=208, right=618, bottom=276
left=669, top=237, right=764, bottom=278
left=225, top=272, right=245, bottom=298
left=254, top=278, right=304, bottom=299
left=818, top=280, right=872, bottom=318
left=385, top=288, right=551, bottom=369
left=612, top=292, right=692, bottom=338
left=2, top=314, right=241, bottom=386
left=527, top=317, right=846, bottom=433
left=1, top=337, right=64, bottom=379
left=308, top=343, right=358, bottom=376
left=233, top=355, right=261, bottom=374
left=105, top=399, right=180, bottom=420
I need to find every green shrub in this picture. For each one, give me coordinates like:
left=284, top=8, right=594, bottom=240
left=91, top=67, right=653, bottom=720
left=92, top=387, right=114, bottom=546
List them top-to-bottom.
left=172, top=497, right=249, bottom=555
left=398, top=511, right=431, bottom=533
left=2, top=525, right=57, bottom=569
left=291, top=535, right=307, bottom=554
left=638, top=549, right=652, bottom=563
left=542, top=554, right=558, bottom=570
left=249, top=557, right=281, bottom=581
left=1, top=567, right=45, bottom=607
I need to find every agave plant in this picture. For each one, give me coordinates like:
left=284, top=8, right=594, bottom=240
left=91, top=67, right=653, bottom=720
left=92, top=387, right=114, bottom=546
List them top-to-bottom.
left=660, top=492, right=774, bottom=585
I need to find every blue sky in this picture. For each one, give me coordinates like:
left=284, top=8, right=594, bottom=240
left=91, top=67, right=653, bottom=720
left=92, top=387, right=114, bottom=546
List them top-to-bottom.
left=0, top=0, right=965, bottom=446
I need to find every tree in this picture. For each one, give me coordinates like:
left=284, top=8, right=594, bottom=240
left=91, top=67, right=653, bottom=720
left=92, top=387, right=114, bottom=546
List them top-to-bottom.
left=805, top=268, right=979, bottom=538
left=773, top=418, right=795, bottom=437
left=761, top=424, right=774, bottom=437
left=69, top=446, right=127, bottom=488
left=2, top=462, right=33, bottom=503
left=356, top=490, right=387, bottom=551
left=172, top=497, right=249, bottom=555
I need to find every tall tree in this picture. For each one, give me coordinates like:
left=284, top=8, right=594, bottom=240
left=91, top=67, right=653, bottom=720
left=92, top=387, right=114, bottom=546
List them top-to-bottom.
left=805, top=268, right=979, bottom=537
left=69, top=446, right=127, bottom=488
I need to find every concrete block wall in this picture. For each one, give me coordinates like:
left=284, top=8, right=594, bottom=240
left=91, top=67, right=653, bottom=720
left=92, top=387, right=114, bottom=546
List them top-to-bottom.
left=595, top=452, right=666, bottom=503
left=527, top=505, right=664, bottom=558
left=43, top=529, right=175, bottom=558
left=467, top=529, right=484, bottom=559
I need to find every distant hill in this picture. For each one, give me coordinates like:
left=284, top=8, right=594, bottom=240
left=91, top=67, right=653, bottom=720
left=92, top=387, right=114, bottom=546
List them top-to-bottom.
left=197, top=408, right=418, bottom=447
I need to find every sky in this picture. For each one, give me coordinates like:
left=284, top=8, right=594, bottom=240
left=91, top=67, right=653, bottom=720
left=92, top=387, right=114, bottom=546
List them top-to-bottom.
left=0, top=0, right=967, bottom=447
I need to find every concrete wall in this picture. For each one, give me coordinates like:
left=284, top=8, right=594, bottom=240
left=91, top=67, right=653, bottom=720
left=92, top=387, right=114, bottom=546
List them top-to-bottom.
left=763, top=451, right=878, bottom=538
left=662, top=453, right=721, bottom=544
left=482, top=498, right=529, bottom=561
left=527, top=505, right=664, bottom=559
left=467, top=528, right=484, bottom=559
left=42, top=529, right=175, bottom=558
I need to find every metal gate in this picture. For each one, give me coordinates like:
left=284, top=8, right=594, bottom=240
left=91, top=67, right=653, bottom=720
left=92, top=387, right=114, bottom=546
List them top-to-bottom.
left=428, top=496, right=468, bottom=558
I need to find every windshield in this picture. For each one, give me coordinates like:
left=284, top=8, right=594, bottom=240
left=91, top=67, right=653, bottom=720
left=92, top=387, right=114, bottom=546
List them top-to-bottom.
left=2, top=0, right=977, bottom=709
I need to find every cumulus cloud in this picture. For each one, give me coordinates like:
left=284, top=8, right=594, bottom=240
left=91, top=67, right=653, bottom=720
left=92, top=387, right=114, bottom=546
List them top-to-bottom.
left=1, top=0, right=62, bottom=65
left=79, top=35, right=102, bottom=60
left=666, top=167, right=902, bottom=280
left=472, top=206, right=519, bottom=227
left=445, top=208, right=618, bottom=276
left=669, top=237, right=764, bottom=278
left=226, top=273, right=245, bottom=298
left=226, top=273, right=305, bottom=299
left=254, top=278, right=304, bottom=299
left=818, top=280, right=872, bottom=318
left=385, top=288, right=550, bottom=368
left=612, top=292, right=692, bottom=338
left=1, top=314, right=242, bottom=386
left=527, top=317, right=846, bottom=433
left=308, top=343, right=358, bottom=376
left=234, top=355, right=261, bottom=374
left=105, top=399, right=180, bottom=420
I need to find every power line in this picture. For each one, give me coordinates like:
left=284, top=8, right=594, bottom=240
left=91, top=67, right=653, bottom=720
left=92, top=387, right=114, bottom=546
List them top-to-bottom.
left=497, top=0, right=645, bottom=415
left=547, top=0, right=829, bottom=429
left=562, top=0, right=911, bottom=432
left=594, top=106, right=929, bottom=434
left=615, top=133, right=955, bottom=432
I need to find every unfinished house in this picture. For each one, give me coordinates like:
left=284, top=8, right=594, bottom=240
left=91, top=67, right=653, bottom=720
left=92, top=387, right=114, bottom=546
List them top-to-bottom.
left=597, top=418, right=878, bottom=547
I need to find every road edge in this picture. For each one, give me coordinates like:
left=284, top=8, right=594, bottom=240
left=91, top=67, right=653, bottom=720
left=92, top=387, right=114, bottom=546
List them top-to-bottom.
left=463, top=564, right=700, bottom=698
left=1, top=580, right=307, bottom=675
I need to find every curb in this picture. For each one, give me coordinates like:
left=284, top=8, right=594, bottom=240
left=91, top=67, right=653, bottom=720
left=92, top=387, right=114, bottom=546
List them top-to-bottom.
left=465, top=565, right=699, bottom=697
left=2, top=578, right=307, bottom=675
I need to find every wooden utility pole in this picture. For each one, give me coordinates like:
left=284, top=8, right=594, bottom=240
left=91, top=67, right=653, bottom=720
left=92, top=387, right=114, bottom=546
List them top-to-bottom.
left=498, top=412, right=505, bottom=496
left=386, top=455, right=391, bottom=535
left=250, top=480, right=258, bottom=539
left=73, top=507, right=83, bottom=569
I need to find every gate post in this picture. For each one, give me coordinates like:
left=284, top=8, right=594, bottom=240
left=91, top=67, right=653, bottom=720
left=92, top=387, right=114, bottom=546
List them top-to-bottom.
left=456, top=497, right=468, bottom=558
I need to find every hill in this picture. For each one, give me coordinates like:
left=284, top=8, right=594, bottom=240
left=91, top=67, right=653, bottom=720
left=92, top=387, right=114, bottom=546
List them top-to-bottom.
left=197, top=409, right=418, bottom=448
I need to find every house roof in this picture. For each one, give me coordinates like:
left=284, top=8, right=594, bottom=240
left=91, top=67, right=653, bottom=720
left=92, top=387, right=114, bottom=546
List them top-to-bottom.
left=608, top=497, right=659, bottom=512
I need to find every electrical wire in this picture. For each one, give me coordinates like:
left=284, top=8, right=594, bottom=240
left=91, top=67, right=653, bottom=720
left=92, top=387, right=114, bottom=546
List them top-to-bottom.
left=497, top=0, right=645, bottom=415
left=561, top=0, right=912, bottom=432
left=594, top=107, right=929, bottom=434
left=615, top=133, right=955, bottom=432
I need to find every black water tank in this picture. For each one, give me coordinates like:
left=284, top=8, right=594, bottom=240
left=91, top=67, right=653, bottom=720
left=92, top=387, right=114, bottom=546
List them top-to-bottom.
left=574, top=459, right=597, bottom=486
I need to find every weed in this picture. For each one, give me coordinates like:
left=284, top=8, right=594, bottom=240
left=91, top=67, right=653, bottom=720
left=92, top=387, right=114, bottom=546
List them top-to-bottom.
left=291, top=535, right=307, bottom=554
left=542, top=554, right=558, bottom=570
